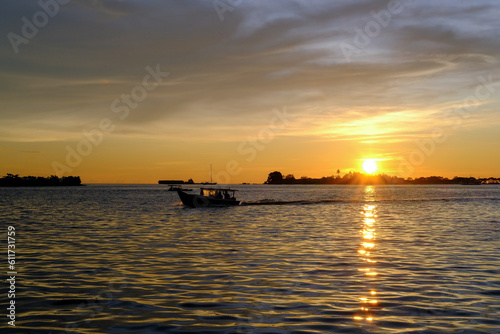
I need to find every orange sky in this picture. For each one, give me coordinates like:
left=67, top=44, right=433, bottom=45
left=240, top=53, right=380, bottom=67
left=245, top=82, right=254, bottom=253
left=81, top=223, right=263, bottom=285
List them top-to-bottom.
left=1, top=1, right=499, bottom=183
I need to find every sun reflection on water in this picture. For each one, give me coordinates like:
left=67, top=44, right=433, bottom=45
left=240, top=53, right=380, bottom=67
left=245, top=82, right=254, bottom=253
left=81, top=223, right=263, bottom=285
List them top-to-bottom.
left=354, top=186, right=379, bottom=323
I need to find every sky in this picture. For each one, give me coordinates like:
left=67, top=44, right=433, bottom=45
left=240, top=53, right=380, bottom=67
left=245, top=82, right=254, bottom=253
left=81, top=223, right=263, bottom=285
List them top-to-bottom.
left=1, top=0, right=499, bottom=183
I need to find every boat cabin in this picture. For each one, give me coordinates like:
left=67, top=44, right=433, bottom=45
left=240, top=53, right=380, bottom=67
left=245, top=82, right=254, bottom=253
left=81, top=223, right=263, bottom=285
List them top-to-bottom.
left=200, top=187, right=237, bottom=200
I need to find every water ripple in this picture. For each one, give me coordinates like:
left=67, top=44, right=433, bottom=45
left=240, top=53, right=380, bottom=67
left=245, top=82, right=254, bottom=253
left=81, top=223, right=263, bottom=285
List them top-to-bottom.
left=1, top=185, right=499, bottom=333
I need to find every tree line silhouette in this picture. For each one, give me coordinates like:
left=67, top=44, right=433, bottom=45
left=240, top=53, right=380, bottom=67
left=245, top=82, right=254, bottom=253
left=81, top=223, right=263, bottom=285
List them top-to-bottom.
left=265, top=171, right=500, bottom=185
left=0, top=174, right=82, bottom=187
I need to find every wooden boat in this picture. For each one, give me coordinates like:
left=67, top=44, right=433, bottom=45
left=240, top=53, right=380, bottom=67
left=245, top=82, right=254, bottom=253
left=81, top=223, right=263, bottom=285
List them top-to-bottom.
left=177, top=187, right=239, bottom=207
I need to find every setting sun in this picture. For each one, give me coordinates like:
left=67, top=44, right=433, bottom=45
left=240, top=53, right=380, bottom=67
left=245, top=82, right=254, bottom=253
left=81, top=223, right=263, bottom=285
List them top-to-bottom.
left=362, top=159, right=378, bottom=174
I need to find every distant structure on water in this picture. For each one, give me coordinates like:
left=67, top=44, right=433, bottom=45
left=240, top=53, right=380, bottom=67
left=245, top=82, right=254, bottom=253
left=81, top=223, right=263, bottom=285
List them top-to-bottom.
left=159, top=165, right=219, bottom=185
left=158, top=179, right=195, bottom=185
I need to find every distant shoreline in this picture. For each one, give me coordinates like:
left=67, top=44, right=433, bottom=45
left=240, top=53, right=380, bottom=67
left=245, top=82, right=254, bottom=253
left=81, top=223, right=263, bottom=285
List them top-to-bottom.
left=264, top=171, right=500, bottom=185
left=2, top=172, right=499, bottom=187
left=0, top=174, right=82, bottom=187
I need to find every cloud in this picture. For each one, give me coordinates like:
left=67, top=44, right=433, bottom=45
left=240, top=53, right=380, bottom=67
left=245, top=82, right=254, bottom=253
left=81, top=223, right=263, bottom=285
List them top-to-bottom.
left=0, top=0, right=499, bottom=145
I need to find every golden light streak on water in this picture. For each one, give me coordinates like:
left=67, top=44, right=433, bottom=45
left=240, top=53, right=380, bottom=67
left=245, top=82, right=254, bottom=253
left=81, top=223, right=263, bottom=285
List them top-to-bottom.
left=355, top=188, right=380, bottom=323
left=363, top=231, right=375, bottom=239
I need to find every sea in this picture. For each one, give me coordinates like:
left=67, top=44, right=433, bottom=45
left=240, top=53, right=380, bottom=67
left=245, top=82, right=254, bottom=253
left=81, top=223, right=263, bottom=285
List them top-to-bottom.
left=1, top=184, right=499, bottom=334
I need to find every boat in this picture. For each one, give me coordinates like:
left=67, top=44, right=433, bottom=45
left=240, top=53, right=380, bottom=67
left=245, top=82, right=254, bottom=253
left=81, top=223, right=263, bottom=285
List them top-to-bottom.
left=201, top=164, right=217, bottom=185
left=167, top=185, right=192, bottom=192
left=177, top=187, right=239, bottom=207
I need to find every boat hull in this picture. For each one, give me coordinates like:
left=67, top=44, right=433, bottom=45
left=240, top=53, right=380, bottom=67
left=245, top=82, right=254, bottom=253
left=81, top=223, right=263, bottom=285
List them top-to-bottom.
left=176, top=189, right=240, bottom=207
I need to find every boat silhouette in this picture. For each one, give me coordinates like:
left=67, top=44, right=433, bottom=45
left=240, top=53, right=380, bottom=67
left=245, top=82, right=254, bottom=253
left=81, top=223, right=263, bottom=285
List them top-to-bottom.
left=177, top=187, right=239, bottom=207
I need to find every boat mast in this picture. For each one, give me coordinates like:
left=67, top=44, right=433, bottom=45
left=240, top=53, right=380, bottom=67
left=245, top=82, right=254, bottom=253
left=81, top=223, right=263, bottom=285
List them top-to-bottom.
left=210, top=164, right=212, bottom=183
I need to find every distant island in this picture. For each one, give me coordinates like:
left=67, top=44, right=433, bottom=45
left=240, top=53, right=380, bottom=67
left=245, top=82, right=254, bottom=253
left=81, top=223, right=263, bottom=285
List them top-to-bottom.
left=264, top=171, right=500, bottom=185
left=0, top=174, right=82, bottom=187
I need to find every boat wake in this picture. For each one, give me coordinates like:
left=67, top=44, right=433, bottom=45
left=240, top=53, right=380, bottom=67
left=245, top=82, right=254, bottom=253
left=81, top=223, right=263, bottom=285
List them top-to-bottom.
left=240, top=196, right=499, bottom=206
left=240, top=199, right=347, bottom=206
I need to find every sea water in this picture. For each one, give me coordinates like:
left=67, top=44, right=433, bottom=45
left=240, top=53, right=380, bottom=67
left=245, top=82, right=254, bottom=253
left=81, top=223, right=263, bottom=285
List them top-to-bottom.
left=0, top=184, right=499, bottom=333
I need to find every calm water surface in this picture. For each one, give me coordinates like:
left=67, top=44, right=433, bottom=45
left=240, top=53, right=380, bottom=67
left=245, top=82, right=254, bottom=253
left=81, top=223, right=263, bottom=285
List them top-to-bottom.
left=1, top=184, right=499, bottom=333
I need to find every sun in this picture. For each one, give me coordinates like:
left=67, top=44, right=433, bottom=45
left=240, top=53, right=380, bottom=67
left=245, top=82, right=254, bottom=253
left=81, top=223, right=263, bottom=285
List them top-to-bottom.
left=362, top=159, right=378, bottom=174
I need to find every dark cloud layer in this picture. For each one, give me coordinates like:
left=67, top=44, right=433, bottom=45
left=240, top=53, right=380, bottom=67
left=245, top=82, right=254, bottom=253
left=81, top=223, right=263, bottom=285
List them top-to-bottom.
left=1, top=0, right=499, bottom=142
